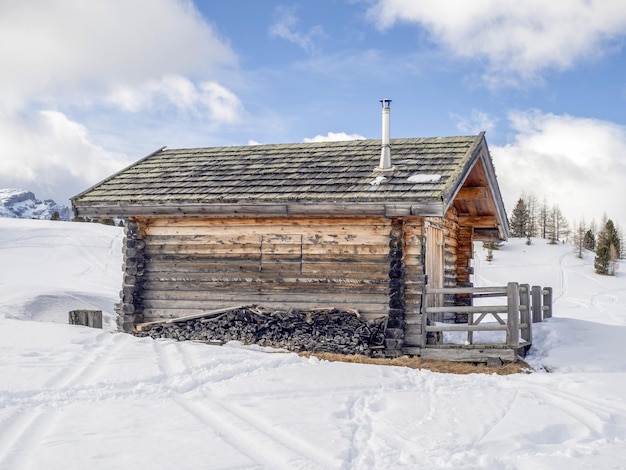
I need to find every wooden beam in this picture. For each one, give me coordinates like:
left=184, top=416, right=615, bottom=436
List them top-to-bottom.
left=455, top=187, right=488, bottom=200
left=458, top=215, right=498, bottom=227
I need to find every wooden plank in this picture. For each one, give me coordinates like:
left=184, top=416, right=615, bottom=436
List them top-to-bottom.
left=456, top=187, right=488, bottom=200
left=106, top=203, right=410, bottom=218
left=145, top=215, right=390, bottom=228
left=458, top=215, right=498, bottom=228
left=145, top=224, right=393, bottom=237
left=145, top=233, right=391, bottom=246
left=301, top=262, right=388, bottom=275
left=143, top=267, right=390, bottom=282
left=141, top=282, right=387, bottom=297
left=425, top=286, right=507, bottom=295
left=142, top=294, right=388, bottom=309
left=142, top=301, right=389, bottom=319
left=135, top=305, right=245, bottom=331
left=424, top=305, right=508, bottom=314
left=404, top=315, right=422, bottom=326
left=425, top=324, right=507, bottom=332
left=403, top=331, right=424, bottom=347
left=403, top=346, right=422, bottom=355
left=420, top=347, right=517, bottom=363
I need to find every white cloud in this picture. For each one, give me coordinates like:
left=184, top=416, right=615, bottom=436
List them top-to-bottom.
left=0, top=0, right=236, bottom=110
left=0, top=0, right=244, bottom=205
left=368, top=0, right=626, bottom=85
left=269, top=6, right=325, bottom=54
left=107, top=77, right=243, bottom=124
left=0, top=110, right=131, bottom=204
left=453, top=110, right=498, bottom=135
left=491, top=110, right=626, bottom=229
left=303, top=132, right=367, bottom=143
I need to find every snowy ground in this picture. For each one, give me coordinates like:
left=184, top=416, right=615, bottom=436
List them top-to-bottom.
left=1, top=218, right=625, bottom=469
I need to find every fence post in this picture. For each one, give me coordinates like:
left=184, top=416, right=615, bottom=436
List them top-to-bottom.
left=506, top=282, right=520, bottom=347
left=519, top=284, right=532, bottom=343
left=531, top=286, right=542, bottom=322
left=420, top=287, right=428, bottom=348
left=542, top=287, right=553, bottom=319
left=69, top=310, right=103, bottom=329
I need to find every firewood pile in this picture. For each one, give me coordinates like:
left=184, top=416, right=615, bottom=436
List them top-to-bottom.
left=133, top=306, right=387, bottom=355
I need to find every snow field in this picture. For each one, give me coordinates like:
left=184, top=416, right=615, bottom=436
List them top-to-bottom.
left=0, top=218, right=625, bottom=469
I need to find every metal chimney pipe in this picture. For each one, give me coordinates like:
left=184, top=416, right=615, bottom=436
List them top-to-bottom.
left=379, top=99, right=392, bottom=170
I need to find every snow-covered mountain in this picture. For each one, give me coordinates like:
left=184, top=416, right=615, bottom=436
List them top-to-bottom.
left=0, top=188, right=71, bottom=220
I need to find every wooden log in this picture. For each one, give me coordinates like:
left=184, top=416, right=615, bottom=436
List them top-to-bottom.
left=506, top=282, right=520, bottom=347
left=519, top=284, right=532, bottom=343
left=531, top=285, right=542, bottom=323
left=425, top=286, right=507, bottom=295
left=542, top=287, right=553, bottom=319
left=141, top=292, right=388, bottom=309
left=142, top=301, right=389, bottom=320
left=135, top=305, right=245, bottom=331
left=424, top=305, right=508, bottom=314
left=69, top=310, right=102, bottom=329
left=425, top=324, right=507, bottom=332
left=420, top=347, right=517, bottom=363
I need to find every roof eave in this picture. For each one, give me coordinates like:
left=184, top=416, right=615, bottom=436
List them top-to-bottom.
left=72, top=200, right=446, bottom=219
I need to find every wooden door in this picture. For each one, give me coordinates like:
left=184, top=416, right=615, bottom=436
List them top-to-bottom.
left=425, top=224, right=444, bottom=321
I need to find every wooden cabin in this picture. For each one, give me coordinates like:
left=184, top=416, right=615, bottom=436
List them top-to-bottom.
left=71, top=129, right=509, bottom=357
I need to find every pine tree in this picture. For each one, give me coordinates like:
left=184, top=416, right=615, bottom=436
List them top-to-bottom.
left=523, top=192, right=539, bottom=237
left=510, top=199, right=529, bottom=238
left=50, top=211, right=60, bottom=221
left=595, top=218, right=620, bottom=275
left=583, top=229, right=595, bottom=251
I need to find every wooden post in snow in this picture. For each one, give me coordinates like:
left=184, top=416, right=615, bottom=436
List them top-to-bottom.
left=506, top=282, right=520, bottom=347
left=519, top=284, right=532, bottom=343
left=531, top=286, right=543, bottom=322
left=542, top=287, right=553, bottom=319
left=69, top=310, right=103, bottom=329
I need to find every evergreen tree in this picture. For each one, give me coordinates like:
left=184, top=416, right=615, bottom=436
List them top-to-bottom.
left=523, top=192, right=539, bottom=237
left=510, top=198, right=529, bottom=237
left=50, top=211, right=60, bottom=221
left=595, top=218, right=620, bottom=275
left=583, top=229, right=595, bottom=251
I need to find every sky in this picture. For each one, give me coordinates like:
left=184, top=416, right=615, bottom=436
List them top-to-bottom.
left=0, top=0, right=625, bottom=230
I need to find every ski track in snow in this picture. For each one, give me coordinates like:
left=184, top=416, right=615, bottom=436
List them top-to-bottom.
left=2, top=222, right=626, bottom=469
left=0, top=331, right=132, bottom=469
left=152, top=340, right=335, bottom=470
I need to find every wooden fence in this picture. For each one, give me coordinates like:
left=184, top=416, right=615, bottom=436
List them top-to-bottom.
left=420, top=283, right=552, bottom=362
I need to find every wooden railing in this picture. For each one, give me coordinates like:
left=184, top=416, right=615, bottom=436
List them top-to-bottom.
left=422, top=283, right=552, bottom=349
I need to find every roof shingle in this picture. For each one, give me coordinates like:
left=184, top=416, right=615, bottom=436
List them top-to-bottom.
left=72, top=135, right=484, bottom=215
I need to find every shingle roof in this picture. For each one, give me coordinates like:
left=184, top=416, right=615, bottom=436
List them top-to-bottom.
left=72, top=134, right=487, bottom=217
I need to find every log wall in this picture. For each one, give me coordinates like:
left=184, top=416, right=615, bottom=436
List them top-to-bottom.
left=115, top=214, right=468, bottom=356
left=136, top=216, right=394, bottom=323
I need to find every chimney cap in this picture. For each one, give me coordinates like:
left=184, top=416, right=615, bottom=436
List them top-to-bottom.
left=380, top=99, right=392, bottom=108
